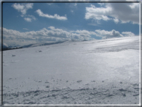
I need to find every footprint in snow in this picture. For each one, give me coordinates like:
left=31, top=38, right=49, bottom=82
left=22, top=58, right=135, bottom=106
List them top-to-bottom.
left=12, top=55, right=15, bottom=57
left=9, top=78, right=12, bottom=80
left=77, top=80, right=82, bottom=83
left=91, top=80, right=95, bottom=82
left=45, top=81, right=49, bottom=83
left=132, top=83, right=138, bottom=86
left=46, top=86, right=50, bottom=88
left=119, top=88, right=126, bottom=91
left=122, top=93, right=126, bottom=97
left=133, top=94, right=139, bottom=96
left=62, top=95, right=69, bottom=99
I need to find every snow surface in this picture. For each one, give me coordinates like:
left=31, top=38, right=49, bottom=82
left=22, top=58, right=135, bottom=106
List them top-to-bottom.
left=3, top=36, right=140, bottom=105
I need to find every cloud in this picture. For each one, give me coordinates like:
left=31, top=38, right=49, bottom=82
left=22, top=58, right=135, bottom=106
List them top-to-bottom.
left=12, top=3, right=36, bottom=22
left=12, top=3, right=33, bottom=15
left=85, top=3, right=139, bottom=24
left=85, top=4, right=111, bottom=21
left=36, top=9, right=67, bottom=20
left=24, top=15, right=36, bottom=22
left=24, top=18, right=31, bottom=22
left=113, top=18, right=119, bottom=23
left=1, top=27, right=137, bottom=48
left=2, top=27, right=91, bottom=47
left=95, top=29, right=123, bottom=39
left=122, top=32, right=137, bottom=37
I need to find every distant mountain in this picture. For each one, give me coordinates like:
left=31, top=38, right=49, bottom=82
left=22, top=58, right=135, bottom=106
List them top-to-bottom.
left=2, top=41, right=65, bottom=51
left=2, top=43, right=12, bottom=51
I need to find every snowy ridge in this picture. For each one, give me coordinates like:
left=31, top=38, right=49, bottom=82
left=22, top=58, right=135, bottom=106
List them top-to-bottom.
left=3, top=36, right=140, bottom=104
left=89, top=36, right=139, bottom=53
left=2, top=41, right=65, bottom=51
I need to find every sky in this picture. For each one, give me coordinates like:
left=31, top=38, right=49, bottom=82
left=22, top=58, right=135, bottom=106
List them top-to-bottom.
left=0, top=0, right=140, bottom=48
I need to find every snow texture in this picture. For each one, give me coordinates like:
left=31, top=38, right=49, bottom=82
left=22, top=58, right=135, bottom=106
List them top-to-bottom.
left=3, top=36, right=141, bottom=105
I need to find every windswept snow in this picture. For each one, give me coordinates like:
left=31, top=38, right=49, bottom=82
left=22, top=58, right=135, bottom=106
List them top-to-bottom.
left=3, top=36, right=140, bottom=105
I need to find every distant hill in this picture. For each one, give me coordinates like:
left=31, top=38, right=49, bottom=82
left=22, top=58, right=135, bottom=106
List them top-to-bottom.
left=2, top=41, right=65, bottom=51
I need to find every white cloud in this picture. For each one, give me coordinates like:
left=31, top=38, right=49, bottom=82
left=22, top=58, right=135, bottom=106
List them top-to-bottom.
left=12, top=3, right=36, bottom=22
left=12, top=3, right=33, bottom=15
left=85, top=3, right=139, bottom=24
left=109, top=3, right=139, bottom=24
left=85, top=4, right=112, bottom=21
left=36, top=9, right=67, bottom=20
left=24, top=15, right=36, bottom=22
left=27, top=15, right=36, bottom=20
left=24, top=18, right=32, bottom=22
left=113, top=18, right=119, bottom=23
left=1, top=27, right=137, bottom=48
left=2, top=27, right=91, bottom=47
left=95, top=29, right=123, bottom=39
left=122, top=32, right=137, bottom=37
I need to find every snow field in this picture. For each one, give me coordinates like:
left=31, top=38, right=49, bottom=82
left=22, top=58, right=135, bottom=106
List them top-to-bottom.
left=3, top=36, right=140, bottom=104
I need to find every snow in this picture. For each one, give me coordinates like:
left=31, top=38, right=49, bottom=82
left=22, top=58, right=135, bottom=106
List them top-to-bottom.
left=3, top=36, right=140, bottom=105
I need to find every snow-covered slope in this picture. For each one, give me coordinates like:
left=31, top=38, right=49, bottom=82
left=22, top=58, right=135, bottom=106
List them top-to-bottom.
left=3, top=36, right=140, bottom=105
left=2, top=41, right=65, bottom=51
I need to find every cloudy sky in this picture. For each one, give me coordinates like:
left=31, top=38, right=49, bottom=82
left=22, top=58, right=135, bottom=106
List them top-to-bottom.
left=1, top=1, right=140, bottom=47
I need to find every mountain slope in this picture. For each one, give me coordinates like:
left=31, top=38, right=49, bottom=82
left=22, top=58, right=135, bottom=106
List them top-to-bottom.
left=3, top=36, right=140, bottom=105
